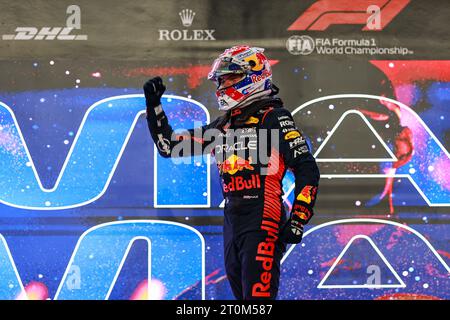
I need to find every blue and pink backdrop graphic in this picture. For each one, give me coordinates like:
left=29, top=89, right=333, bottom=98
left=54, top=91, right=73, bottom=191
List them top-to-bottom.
left=0, top=0, right=448, bottom=300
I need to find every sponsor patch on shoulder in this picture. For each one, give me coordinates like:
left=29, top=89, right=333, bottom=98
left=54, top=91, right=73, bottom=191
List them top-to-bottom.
left=280, top=120, right=294, bottom=127
left=284, top=131, right=301, bottom=140
left=289, top=136, right=306, bottom=149
left=294, top=145, right=309, bottom=157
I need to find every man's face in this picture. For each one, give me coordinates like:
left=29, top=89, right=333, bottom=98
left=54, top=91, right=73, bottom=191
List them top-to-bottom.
left=217, top=73, right=245, bottom=90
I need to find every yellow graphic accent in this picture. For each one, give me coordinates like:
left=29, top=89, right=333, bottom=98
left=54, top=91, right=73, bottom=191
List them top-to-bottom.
left=244, top=53, right=264, bottom=71
left=245, top=116, right=259, bottom=124
left=284, top=131, right=301, bottom=140
left=219, top=155, right=254, bottom=175
left=296, top=186, right=313, bottom=204
left=294, top=211, right=308, bottom=220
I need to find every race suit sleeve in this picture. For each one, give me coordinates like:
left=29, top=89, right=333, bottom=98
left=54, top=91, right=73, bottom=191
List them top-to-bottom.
left=146, top=104, right=219, bottom=158
left=267, top=108, right=320, bottom=225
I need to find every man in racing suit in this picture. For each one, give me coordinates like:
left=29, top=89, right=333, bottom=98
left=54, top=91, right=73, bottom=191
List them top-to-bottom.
left=144, top=46, right=320, bottom=300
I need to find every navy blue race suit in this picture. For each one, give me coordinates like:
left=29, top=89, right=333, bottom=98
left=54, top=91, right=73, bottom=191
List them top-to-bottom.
left=144, top=78, right=320, bottom=300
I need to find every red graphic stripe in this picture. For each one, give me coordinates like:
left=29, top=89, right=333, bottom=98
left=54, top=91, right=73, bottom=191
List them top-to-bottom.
left=288, top=0, right=409, bottom=31
left=288, top=0, right=390, bottom=30
left=370, top=60, right=450, bottom=86
left=261, top=108, right=274, bottom=125
left=251, top=149, right=286, bottom=298
left=262, top=149, right=285, bottom=225
left=262, top=219, right=279, bottom=229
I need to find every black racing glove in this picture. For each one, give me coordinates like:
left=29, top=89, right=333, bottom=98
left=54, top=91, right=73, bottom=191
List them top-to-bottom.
left=143, top=76, right=166, bottom=112
left=281, top=184, right=317, bottom=244
left=280, top=203, right=314, bottom=244
left=280, top=214, right=304, bottom=244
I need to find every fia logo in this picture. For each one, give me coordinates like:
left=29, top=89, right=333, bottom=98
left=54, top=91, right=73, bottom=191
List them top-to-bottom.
left=286, top=35, right=315, bottom=55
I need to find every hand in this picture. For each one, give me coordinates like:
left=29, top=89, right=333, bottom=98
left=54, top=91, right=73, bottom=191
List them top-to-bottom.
left=143, top=76, right=166, bottom=110
left=280, top=204, right=312, bottom=244
left=280, top=217, right=304, bottom=244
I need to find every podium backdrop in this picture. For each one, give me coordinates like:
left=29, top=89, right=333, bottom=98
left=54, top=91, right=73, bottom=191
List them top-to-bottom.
left=0, top=0, right=448, bottom=300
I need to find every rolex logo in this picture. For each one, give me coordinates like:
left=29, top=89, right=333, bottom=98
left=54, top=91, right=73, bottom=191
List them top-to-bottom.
left=158, top=8, right=216, bottom=41
left=179, top=9, right=195, bottom=27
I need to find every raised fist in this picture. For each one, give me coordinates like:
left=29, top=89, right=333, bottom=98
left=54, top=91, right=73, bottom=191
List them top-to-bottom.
left=143, top=76, right=166, bottom=109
